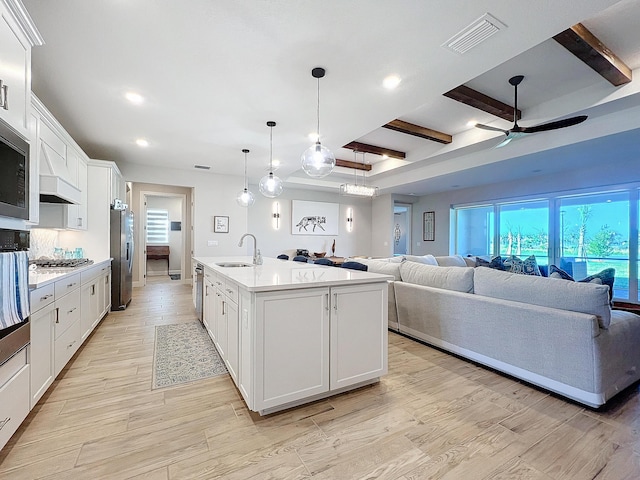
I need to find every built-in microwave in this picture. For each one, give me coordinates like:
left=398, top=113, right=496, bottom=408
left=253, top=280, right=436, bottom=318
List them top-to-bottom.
left=0, top=119, right=29, bottom=220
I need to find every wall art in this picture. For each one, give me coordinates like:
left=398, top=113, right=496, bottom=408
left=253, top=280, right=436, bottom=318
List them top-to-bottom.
left=291, top=200, right=339, bottom=235
left=213, top=216, right=229, bottom=233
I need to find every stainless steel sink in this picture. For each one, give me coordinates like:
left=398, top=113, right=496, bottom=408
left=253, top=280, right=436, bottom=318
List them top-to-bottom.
left=216, top=262, right=252, bottom=268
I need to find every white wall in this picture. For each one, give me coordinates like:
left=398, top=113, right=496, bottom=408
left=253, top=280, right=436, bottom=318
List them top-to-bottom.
left=410, top=156, right=640, bottom=256
left=246, top=187, right=372, bottom=259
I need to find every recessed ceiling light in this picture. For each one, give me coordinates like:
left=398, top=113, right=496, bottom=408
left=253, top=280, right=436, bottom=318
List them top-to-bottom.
left=383, top=75, right=401, bottom=90
left=125, top=92, right=144, bottom=105
left=466, top=120, right=478, bottom=127
left=136, top=138, right=149, bottom=147
left=381, top=154, right=389, bottom=160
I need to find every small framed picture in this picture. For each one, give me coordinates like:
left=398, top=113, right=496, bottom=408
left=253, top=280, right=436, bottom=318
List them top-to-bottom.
left=423, top=211, right=435, bottom=241
left=213, top=216, right=229, bottom=233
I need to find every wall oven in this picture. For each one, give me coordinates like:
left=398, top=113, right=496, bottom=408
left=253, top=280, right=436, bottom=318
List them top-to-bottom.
left=0, top=119, right=29, bottom=220
left=0, top=228, right=30, bottom=366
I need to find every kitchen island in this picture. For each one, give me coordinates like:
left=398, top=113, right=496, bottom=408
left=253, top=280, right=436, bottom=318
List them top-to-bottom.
left=193, top=256, right=392, bottom=415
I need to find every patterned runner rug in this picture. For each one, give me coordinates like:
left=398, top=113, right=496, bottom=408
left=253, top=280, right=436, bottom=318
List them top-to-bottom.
left=152, top=322, right=228, bottom=389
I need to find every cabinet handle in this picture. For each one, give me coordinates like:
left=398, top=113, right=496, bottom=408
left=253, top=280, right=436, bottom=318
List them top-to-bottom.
left=0, top=80, right=7, bottom=110
left=67, top=282, right=77, bottom=288
left=91, top=285, right=96, bottom=295
left=226, top=288, right=233, bottom=295
left=324, top=293, right=329, bottom=311
left=333, top=293, right=338, bottom=311
left=41, top=294, right=53, bottom=301
left=222, top=300, right=226, bottom=315
left=55, top=307, right=59, bottom=323
left=68, top=307, right=77, bottom=314
left=67, top=340, right=76, bottom=349
left=0, top=416, right=11, bottom=431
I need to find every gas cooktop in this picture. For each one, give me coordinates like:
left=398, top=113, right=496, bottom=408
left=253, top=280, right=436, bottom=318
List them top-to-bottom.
left=32, top=258, right=94, bottom=268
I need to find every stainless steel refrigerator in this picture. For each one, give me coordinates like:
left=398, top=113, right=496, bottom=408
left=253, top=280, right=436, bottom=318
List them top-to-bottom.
left=110, top=208, right=134, bottom=310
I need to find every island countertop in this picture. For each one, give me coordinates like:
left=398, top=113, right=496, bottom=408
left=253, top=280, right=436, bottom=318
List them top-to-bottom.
left=193, top=256, right=393, bottom=292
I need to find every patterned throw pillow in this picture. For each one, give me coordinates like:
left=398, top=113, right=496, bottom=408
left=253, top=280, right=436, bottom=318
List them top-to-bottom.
left=503, top=255, right=541, bottom=276
left=475, top=256, right=505, bottom=271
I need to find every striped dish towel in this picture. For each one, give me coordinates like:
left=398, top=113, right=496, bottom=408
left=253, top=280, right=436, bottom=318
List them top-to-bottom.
left=0, top=251, right=30, bottom=329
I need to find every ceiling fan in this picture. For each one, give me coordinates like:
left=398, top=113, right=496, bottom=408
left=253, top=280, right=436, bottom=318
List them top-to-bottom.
left=475, top=75, right=588, bottom=148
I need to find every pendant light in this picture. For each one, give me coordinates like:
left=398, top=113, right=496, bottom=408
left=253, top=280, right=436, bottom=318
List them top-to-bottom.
left=301, top=67, right=335, bottom=178
left=259, top=121, right=283, bottom=198
left=236, top=148, right=255, bottom=207
left=340, top=151, right=378, bottom=197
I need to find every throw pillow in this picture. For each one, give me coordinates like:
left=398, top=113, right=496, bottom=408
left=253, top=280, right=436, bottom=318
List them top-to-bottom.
left=404, top=254, right=438, bottom=265
left=434, top=255, right=467, bottom=267
left=475, top=255, right=506, bottom=271
left=503, top=255, right=541, bottom=276
left=548, top=264, right=574, bottom=280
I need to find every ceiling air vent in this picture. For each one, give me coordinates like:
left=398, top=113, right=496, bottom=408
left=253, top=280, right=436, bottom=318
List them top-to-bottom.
left=443, top=13, right=506, bottom=54
left=194, top=164, right=211, bottom=170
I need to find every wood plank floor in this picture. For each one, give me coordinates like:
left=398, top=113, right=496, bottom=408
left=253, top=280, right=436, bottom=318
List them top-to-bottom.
left=2, top=276, right=640, bottom=479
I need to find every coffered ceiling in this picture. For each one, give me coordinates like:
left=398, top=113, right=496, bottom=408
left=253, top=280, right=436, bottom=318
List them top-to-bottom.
left=23, top=0, right=640, bottom=196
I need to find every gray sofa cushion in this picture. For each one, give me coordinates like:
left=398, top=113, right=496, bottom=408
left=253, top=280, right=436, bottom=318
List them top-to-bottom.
left=404, top=254, right=438, bottom=265
left=434, top=255, right=467, bottom=267
left=354, top=259, right=402, bottom=281
left=400, top=261, right=474, bottom=293
left=474, top=267, right=612, bottom=329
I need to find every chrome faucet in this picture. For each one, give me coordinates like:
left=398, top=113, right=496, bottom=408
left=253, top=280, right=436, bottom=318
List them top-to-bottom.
left=238, top=233, right=262, bottom=265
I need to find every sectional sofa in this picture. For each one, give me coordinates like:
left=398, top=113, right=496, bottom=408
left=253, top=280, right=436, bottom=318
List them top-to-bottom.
left=355, top=256, right=640, bottom=408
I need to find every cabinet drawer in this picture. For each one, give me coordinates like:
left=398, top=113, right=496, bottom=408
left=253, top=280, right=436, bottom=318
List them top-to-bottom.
left=81, top=264, right=102, bottom=284
left=55, top=273, right=81, bottom=297
left=224, top=281, right=239, bottom=304
left=30, top=283, right=55, bottom=313
left=54, top=288, right=81, bottom=339
left=54, top=319, right=81, bottom=377
left=0, top=362, right=30, bottom=450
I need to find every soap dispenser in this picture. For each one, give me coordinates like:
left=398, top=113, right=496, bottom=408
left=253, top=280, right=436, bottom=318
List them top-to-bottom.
left=256, top=249, right=263, bottom=265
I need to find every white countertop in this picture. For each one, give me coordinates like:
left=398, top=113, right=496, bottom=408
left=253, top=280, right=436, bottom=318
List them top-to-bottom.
left=193, top=256, right=393, bottom=292
left=29, top=258, right=112, bottom=289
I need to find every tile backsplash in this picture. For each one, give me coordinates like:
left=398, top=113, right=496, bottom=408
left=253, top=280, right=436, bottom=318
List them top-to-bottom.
left=29, top=229, right=59, bottom=260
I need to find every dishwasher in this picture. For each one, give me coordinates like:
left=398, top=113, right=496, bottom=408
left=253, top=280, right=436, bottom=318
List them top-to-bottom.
left=195, top=263, right=204, bottom=326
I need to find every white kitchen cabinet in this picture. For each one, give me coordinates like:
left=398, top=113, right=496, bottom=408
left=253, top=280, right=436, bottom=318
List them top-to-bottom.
left=0, top=0, right=42, bottom=138
left=63, top=153, right=87, bottom=230
left=80, top=262, right=111, bottom=340
left=100, top=265, right=111, bottom=317
left=53, top=274, right=82, bottom=377
left=203, top=274, right=216, bottom=342
left=214, top=281, right=227, bottom=359
left=29, top=283, right=55, bottom=408
left=329, top=283, right=388, bottom=390
left=254, top=288, right=329, bottom=412
left=225, top=293, right=239, bottom=383
left=0, top=349, right=30, bottom=451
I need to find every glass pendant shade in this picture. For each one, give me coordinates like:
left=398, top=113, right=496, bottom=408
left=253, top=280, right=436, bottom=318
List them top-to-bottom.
left=301, top=67, right=335, bottom=178
left=301, top=141, right=336, bottom=178
left=236, top=148, right=255, bottom=207
left=259, top=172, right=283, bottom=198
left=236, top=188, right=255, bottom=207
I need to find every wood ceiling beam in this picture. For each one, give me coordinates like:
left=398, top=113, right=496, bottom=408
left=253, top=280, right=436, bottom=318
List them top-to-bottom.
left=553, top=23, right=632, bottom=86
left=443, top=85, right=520, bottom=122
left=382, top=119, right=452, bottom=144
left=342, top=141, right=406, bottom=159
left=335, top=159, right=372, bottom=171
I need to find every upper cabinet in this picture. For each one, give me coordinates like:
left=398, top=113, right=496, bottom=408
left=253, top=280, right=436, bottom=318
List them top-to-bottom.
left=0, top=0, right=43, bottom=138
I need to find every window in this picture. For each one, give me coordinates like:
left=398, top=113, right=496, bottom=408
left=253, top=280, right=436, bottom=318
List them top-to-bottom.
left=453, top=187, right=640, bottom=303
left=559, top=192, right=629, bottom=299
left=498, top=200, right=549, bottom=265
left=146, top=209, right=169, bottom=244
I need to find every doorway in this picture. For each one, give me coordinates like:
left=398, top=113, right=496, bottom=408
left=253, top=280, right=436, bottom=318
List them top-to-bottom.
left=139, top=191, right=187, bottom=286
left=393, top=203, right=412, bottom=256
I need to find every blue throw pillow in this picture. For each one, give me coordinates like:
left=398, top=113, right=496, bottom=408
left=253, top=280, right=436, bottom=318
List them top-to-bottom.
left=475, top=255, right=505, bottom=270
left=503, top=255, right=541, bottom=276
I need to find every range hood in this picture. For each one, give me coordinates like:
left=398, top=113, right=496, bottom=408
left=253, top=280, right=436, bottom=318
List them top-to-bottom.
left=38, top=139, right=81, bottom=205
left=39, top=174, right=80, bottom=204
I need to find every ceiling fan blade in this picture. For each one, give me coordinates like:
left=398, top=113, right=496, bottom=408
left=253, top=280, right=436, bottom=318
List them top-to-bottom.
left=521, top=115, right=588, bottom=134
left=475, top=123, right=508, bottom=134
left=494, top=131, right=525, bottom=148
